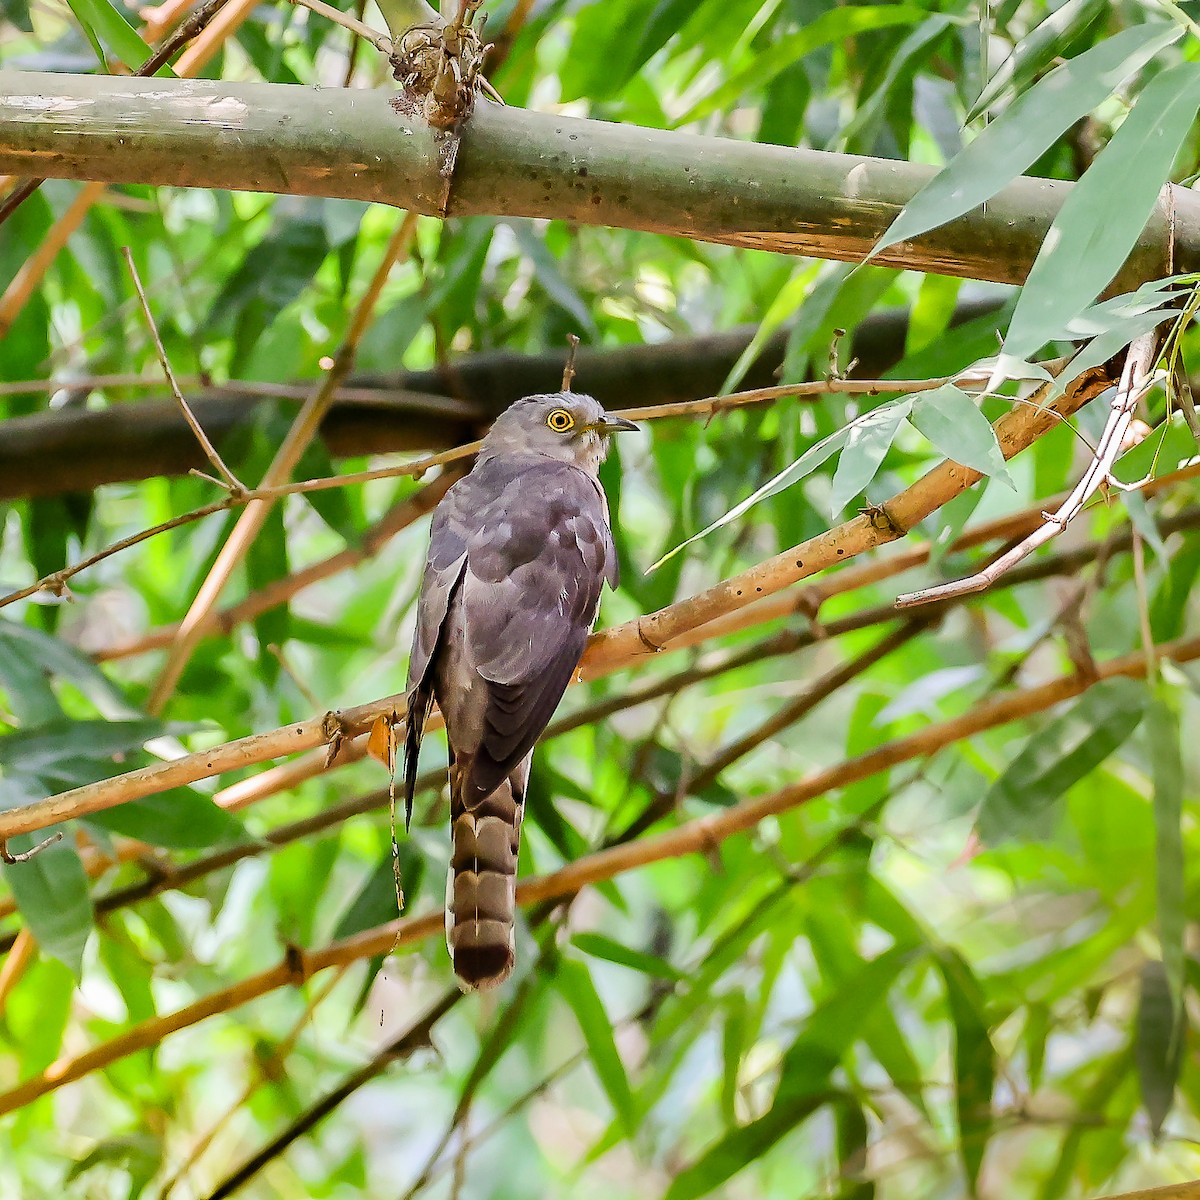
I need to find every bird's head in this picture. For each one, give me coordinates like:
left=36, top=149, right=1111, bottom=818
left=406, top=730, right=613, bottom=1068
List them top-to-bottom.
left=480, top=391, right=639, bottom=473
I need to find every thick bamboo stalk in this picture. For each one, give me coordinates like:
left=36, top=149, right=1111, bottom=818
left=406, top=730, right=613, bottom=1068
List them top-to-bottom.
left=1, top=72, right=1196, bottom=288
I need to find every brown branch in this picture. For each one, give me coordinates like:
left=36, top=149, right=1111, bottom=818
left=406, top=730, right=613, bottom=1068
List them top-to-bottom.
left=285, top=0, right=393, bottom=52
left=146, top=211, right=421, bottom=714
left=122, top=246, right=246, bottom=495
left=0, top=298, right=1003, bottom=499
left=895, top=334, right=1162, bottom=608
left=578, top=359, right=1120, bottom=674
left=0, top=361, right=1160, bottom=842
left=0, top=443, right=479, bottom=612
left=2, top=501, right=1186, bottom=953
left=684, top=616, right=936, bottom=797
left=4, top=628, right=1199, bottom=1116
left=0, top=832, right=63, bottom=863
left=0, top=929, right=35, bottom=1016
left=155, top=966, right=347, bottom=1199
left=200, top=990, right=462, bottom=1200
left=1097, top=1185, right=1200, bottom=1200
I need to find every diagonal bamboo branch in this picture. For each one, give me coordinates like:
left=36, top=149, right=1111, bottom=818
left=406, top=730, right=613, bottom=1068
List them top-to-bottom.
left=896, top=333, right=1162, bottom=607
left=0, top=357, right=1124, bottom=840
left=579, top=360, right=1119, bottom=676
left=6, top=497, right=1194, bottom=951
left=2, top=628, right=1197, bottom=1117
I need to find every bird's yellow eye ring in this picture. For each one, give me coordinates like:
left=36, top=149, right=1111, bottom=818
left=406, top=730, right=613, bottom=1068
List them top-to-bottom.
left=546, top=408, right=575, bottom=433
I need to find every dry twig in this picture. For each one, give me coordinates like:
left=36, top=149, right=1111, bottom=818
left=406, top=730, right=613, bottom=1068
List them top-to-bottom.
left=122, top=246, right=245, bottom=495
left=895, top=333, right=1161, bottom=608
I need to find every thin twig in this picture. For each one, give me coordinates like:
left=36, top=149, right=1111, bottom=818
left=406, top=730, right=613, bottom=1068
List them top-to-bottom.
left=285, top=0, right=393, bottom=52
left=146, top=212, right=421, bottom=714
left=122, top=246, right=246, bottom=495
left=561, top=333, right=580, bottom=390
left=895, top=334, right=1161, bottom=608
left=95, top=467, right=463, bottom=662
left=0, top=832, right=63, bottom=863
left=155, top=966, right=347, bottom=1200
left=200, top=990, right=462, bottom=1200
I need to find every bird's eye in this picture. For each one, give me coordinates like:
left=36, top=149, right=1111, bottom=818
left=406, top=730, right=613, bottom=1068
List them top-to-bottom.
left=546, top=408, right=575, bottom=433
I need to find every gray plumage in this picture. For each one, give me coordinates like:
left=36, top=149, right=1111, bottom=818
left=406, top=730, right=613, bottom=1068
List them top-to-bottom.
left=404, top=391, right=637, bottom=991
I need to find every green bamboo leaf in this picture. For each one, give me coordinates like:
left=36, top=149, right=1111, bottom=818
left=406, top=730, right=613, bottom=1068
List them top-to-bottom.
left=64, top=0, right=171, bottom=74
left=967, top=0, right=1108, bottom=122
left=674, top=6, right=928, bottom=126
left=839, top=15, right=956, bottom=149
left=872, top=24, right=1180, bottom=259
left=1004, top=60, right=1200, bottom=363
left=719, top=265, right=814, bottom=396
left=909, top=384, right=1014, bottom=488
left=828, top=398, right=913, bottom=517
left=648, top=419, right=850, bottom=569
left=1122, top=491, right=1169, bottom=566
left=1151, top=533, right=1200, bottom=641
left=0, top=619, right=139, bottom=719
left=0, top=626, right=62, bottom=726
left=977, top=678, right=1148, bottom=844
left=1146, top=689, right=1185, bottom=1016
left=0, top=718, right=181, bottom=772
left=1, top=779, right=92, bottom=977
left=86, top=790, right=249, bottom=850
left=334, top=847, right=424, bottom=939
left=571, top=932, right=683, bottom=982
left=664, top=946, right=917, bottom=1200
left=937, top=950, right=996, bottom=1194
left=557, top=958, right=635, bottom=1134
left=1136, top=959, right=1182, bottom=1138
left=720, top=994, right=749, bottom=1126
left=835, top=1098, right=873, bottom=1200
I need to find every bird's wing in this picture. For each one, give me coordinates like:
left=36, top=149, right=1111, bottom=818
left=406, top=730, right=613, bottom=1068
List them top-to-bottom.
left=458, top=460, right=615, bottom=802
left=403, top=472, right=477, bottom=821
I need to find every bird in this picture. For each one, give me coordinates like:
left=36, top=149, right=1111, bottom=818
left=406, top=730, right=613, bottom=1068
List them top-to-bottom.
left=403, top=391, right=638, bottom=991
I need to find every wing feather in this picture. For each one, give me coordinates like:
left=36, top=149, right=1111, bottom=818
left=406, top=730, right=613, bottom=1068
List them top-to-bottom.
left=405, top=454, right=617, bottom=809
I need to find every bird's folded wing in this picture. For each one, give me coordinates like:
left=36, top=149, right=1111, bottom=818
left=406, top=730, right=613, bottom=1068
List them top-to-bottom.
left=459, top=462, right=614, bottom=799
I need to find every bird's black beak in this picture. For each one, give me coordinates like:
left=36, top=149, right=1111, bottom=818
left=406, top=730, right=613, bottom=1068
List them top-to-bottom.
left=599, top=413, right=639, bottom=433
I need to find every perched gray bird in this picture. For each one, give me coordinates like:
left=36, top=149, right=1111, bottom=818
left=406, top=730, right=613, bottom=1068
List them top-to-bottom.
left=404, top=392, right=637, bottom=991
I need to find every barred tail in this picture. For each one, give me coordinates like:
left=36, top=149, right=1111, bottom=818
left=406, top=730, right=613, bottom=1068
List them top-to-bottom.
left=446, top=762, right=525, bottom=991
